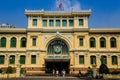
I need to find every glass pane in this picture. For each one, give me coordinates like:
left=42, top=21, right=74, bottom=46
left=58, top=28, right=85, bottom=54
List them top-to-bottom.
left=33, top=19, right=37, bottom=26
left=79, top=19, right=83, bottom=26
left=43, top=20, right=47, bottom=27
left=49, top=20, right=54, bottom=27
left=56, top=20, right=60, bottom=27
left=62, top=20, right=67, bottom=27
left=69, top=20, right=74, bottom=27
left=1, top=38, right=6, bottom=47
left=11, top=38, right=16, bottom=47
left=21, top=38, right=26, bottom=47
left=32, top=38, right=36, bottom=46
left=79, top=38, right=83, bottom=46
left=90, top=38, right=95, bottom=47
left=100, top=38, right=106, bottom=48
left=111, top=38, right=116, bottom=48
left=31, top=55, right=36, bottom=64
left=0, top=56, right=5, bottom=64
left=10, top=56, right=15, bottom=64
left=20, top=56, right=25, bottom=64
left=79, top=56, right=84, bottom=64
left=91, top=56, right=96, bottom=64
left=112, top=56, right=117, bottom=65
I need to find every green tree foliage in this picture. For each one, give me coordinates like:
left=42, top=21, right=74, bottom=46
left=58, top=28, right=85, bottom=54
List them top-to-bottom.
left=99, top=64, right=109, bottom=74
left=6, top=66, right=13, bottom=73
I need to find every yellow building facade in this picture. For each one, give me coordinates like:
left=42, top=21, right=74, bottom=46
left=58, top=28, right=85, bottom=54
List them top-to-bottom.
left=0, top=9, right=120, bottom=75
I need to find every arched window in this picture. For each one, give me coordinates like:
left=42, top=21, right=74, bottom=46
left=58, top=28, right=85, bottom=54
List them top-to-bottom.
left=1, top=37, right=6, bottom=47
left=10, top=37, right=16, bottom=47
left=21, top=37, right=27, bottom=47
left=90, top=37, right=96, bottom=48
left=100, top=37, right=106, bottom=48
left=110, top=37, right=116, bottom=48
left=0, top=55, right=5, bottom=64
left=9, top=55, right=15, bottom=64
left=20, top=55, right=26, bottom=64
left=90, top=56, right=96, bottom=64
left=101, top=56, right=107, bottom=64
left=112, top=56, right=117, bottom=65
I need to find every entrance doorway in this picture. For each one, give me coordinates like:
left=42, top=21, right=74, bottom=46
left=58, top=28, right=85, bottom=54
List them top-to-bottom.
left=45, top=61, right=70, bottom=74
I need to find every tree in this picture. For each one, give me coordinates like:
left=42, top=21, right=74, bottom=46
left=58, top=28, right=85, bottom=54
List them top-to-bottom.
left=99, top=64, right=109, bottom=74
left=6, top=66, right=13, bottom=73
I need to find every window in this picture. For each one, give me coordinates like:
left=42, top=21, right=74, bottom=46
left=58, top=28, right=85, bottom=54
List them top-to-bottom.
left=32, top=19, right=37, bottom=26
left=79, top=19, right=83, bottom=26
left=43, top=20, right=47, bottom=27
left=49, top=20, right=54, bottom=27
left=56, top=20, right=60, bottom=27
left=62, top=20, right=67, bottom=27
left=69, top=20, right=74, bottom=27
left=1, top=37, right=6, bottom=47
left=10, top=37, right=16, bottom=48
left=21, top=37, right=27, bottom=47
left=90, top=37, right=96, bottom=48
left=100, top=37, right=106, bottom=48
left=110, top=37, right=116, bottom=48
left=32, top=38, right=36, bottom=46
left=79, top=38, right=83, bottom=46
left=0, top=55, right=5, bottom=64
left=31, top=55, right=36, bottom=64
left=79, top=55, right=84, bottom=64
left=9, top=56, right=15, bottom=64
left=20, top=56, right=26, bottom=64
left=90, top=56, right=96, bottom=64
left=101, top=56, right=107, bottom=64
left=112, top=56, right=117, bottom=65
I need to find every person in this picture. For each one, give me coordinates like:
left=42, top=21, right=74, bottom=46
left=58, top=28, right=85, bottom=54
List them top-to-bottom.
left=52, top=69, right=55, bottom=75
left=56, top=70, right=59, bottom=77
left=62, top=70, right=66, bottom=77
left=78, top=70, right=81, bottom=77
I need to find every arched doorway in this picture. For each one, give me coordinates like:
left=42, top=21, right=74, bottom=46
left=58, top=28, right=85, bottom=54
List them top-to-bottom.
left=45, top=40, right=70, bottom=74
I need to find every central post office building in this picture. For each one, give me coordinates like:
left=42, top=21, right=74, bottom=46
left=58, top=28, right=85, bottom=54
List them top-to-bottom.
left=0, top=9, right=120, bottom=75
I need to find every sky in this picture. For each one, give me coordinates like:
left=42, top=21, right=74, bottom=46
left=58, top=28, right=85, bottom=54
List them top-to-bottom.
left=0, top=0, right=120, bottom=28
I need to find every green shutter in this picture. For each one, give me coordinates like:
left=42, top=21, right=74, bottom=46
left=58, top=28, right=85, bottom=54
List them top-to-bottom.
left=43, top=20, right=47, bottom=27
left=56, top=20, right=60, bottom=27
left=69, top=20, right=74, bottom=27
left=1, top=38, right=6, bottom=47
left=11, top=38, right=16, bottom=47
left=21, top=38, right=26, bottom=47
left=32, top=38, right=36, bottom=46
left=79, top=38, right=83, bottom=46
left=111, top=38, right=116, bottom=47
left=31, top=55, right=36, bottom=64
left=0, top=56, right=5, bottom=64
left=10, top=56, right=15, bottom=64
left=20, top=56, right=25, bottom=64
left=79, top=56, right=84, bottom=64
left=91, top=56, right=96, bottom=64
left=101, top=56, right=107, bottom=64
left=112, top=56, right=117, bottom=65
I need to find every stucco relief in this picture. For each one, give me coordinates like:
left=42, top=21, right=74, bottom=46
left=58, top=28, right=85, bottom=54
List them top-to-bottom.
left=64, top=35, right=72, bottom=43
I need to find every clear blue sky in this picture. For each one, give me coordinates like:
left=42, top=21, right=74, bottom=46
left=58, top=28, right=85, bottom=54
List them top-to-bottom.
left=0, top=0, right=120, bottom=28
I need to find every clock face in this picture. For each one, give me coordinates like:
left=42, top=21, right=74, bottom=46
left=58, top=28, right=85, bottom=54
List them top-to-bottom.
left=54, top=45, right=61, bottom=53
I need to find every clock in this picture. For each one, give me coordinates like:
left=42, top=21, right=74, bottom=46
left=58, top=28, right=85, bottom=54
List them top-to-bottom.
left=53, top=45, right=61, bottom=53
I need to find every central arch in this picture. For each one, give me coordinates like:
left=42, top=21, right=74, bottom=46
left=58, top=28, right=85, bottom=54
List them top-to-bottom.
left=45, top=39, right=70, bottom=74
left=47, top=39, right=69, bottom=55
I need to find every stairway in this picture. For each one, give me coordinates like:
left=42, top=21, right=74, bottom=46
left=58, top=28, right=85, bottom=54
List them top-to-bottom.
left=0, top=76, right=80, bottom=80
